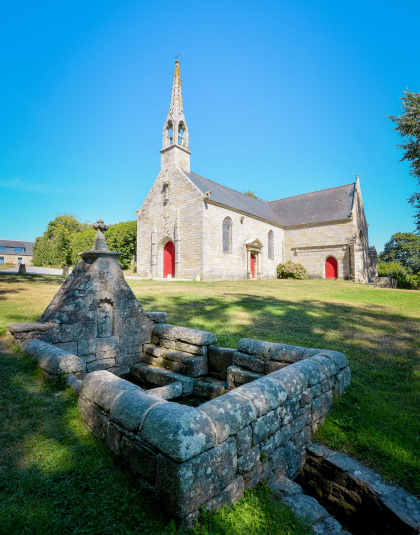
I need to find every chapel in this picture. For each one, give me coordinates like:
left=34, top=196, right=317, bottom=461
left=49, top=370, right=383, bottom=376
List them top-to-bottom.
left=136, top=60, right=377, bottom=282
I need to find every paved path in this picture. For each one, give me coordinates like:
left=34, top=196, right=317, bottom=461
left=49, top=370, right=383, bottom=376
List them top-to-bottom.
left=0, top=266, right=63, bottom=275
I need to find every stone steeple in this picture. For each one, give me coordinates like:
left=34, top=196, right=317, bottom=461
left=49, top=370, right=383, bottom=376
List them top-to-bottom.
left=161, top=59, right=190, bottom=172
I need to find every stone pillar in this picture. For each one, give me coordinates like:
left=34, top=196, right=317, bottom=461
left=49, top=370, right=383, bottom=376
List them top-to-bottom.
left=175, top=211, right=181, bottom=278
left=151, top=224, right=157, bottom=278
left=246, top=249, right=252, bottom=279
left=257, top=252, right=262, bottom=279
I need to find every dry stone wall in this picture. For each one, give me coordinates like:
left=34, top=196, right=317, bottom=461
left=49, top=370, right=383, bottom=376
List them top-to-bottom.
left=77, top=338, right=350, bottom=525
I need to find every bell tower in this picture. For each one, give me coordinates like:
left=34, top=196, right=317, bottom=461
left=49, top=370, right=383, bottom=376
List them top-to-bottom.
left=161, top=59, right=191, bottom=172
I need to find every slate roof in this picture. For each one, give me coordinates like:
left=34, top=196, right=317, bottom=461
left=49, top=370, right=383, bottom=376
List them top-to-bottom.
left=183, top=171, right=356, bottom=227
left=183, top=171, right=283, bottom=225
left=268, top=183, right=356, bottom=226
left=0, top=240, right=35, bottom=256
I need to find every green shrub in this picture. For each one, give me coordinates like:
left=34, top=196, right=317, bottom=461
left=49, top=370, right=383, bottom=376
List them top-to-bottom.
left=70, top=221, right=136, bottom=270
left=276, top=261, right=308, bottom=279
left=377, top=261, right=419, bottom=289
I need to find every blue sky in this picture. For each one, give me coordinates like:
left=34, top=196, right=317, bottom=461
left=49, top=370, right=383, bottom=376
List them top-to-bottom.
left=1, top=0, right=419, bottom=252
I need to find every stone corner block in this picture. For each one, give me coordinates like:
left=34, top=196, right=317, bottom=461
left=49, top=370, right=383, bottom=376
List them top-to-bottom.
left=314, top=349, right=348, bottom=370
left=269, top=365, right=309, bottom=398
left=140, top=402, right=217, bottom=462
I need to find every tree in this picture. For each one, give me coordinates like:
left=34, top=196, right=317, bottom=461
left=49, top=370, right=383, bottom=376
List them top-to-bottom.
left=389, top=90, right=420, bottom=231
left=243, top=190, right=264, bottom=201
left=33, top=214, right=87, bottom=267
left=71, top=220, right=136, bottom=270
left=379, top=232, right=420, bottom=274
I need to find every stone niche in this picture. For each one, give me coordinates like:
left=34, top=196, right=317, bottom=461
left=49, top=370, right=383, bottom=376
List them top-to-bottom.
left=8, top=220, right=154, bottom=377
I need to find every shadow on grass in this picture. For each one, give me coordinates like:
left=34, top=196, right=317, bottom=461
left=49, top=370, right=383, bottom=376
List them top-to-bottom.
left=0, top=346, right=180, bottom=535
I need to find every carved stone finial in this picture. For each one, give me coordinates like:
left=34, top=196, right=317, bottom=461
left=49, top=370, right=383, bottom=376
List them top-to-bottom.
left=92, top=219, right=109, bottom=251
left=93, top=219, right=108, bottom=232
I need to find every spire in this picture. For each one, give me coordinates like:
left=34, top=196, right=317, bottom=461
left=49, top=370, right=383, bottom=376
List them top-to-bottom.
left=161, top=59, right=190, bottom=172
left=169, top=60, right=184, bottom=120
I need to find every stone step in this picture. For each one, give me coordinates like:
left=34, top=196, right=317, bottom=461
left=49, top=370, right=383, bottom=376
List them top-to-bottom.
left=193, top=377, right=228, bottom=399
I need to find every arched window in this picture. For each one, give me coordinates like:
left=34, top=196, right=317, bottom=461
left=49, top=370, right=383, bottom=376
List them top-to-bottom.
left=165, top=120, right=173, bottom=147
left=178, top=121, right=185, bottom=146
left=223, top=217, right=232, bottom=254
left=268, top=231, right=274, bottom=260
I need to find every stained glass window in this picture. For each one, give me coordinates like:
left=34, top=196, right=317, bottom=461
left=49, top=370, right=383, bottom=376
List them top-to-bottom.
left=223, top=217, right=232, bottom=254
left=268, top=231, right=274, bottom=260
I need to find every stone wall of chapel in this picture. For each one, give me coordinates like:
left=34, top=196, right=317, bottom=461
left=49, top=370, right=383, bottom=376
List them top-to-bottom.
left=137, top=169, right=203, bottom=279
left=351, top=184, right=370, bottom=282
left=202, top=202, right=284, bottom=280
left=284, top=220, right=355, bottom=279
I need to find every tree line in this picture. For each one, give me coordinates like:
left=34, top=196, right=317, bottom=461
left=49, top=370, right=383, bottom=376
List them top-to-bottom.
left=32, top=215, right=136, bottom=270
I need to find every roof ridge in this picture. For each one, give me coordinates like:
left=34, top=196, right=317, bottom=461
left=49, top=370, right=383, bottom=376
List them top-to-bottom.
left=188, top=171, right=268, bottom=205
left=268, top=182, right=355, bottom=204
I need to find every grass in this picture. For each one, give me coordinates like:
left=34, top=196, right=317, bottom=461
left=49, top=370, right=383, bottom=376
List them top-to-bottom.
left=0, top=263, right=14, bottom=270
left=0, top=274, right=316, bottom=534
left=0, top=275, right=418, bottom=532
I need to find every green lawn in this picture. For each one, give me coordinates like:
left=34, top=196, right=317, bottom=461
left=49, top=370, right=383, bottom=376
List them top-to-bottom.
left=0, top=274, right=419, bottom=533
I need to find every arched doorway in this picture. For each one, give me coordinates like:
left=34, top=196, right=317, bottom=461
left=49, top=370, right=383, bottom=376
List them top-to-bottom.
left=163, top=241, right=175, bottom=278
left=250, top=253, right=256, bottom=279
left=325, top=256, right=338, bottom=279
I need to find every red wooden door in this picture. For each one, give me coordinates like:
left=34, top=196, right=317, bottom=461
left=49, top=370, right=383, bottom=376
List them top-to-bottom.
left=163, top=241, right=175, bottom=278
left=251, top=253, right=256, bottom=279
left=325, top=256, right=338, bottom=279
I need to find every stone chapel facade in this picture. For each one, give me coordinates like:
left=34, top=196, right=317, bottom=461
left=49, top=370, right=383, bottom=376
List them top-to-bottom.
left=136, top=61, right=376, bottom=282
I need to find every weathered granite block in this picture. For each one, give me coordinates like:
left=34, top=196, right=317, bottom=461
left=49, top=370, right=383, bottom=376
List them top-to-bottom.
left=145, top=312, right=167, bottom=324
left=153, top=324, right=217, bottom=346
left=159, top=338, right=176, bottom=350
left=236, top=338, right=272, bottom=356
left=21, top=339, right=84, bottom=377
left=55, top=341, right=78, bottom=354
left=175, top=341, right=207, bottom=355
left=269, top=343, right=305, bottom=363
left=144, top=344, right=166, bottom=357
left=208, top=346, right=235, bottom=378
left=315, top=349, right=348, bottom=370
left=163, top=350, right=207, bottom=377
left=233, top=351, right=265, bottom=373
left=87, top=358, right=115, bottom=372
left=292, top=359, right=328, bottom=386
left=264, top=361, right=288, bottom=374
left=131, top=363, right=195, bottom=394
left=227, top=366, right=262, bottom=389
left=269, top=366, right=309, bottom=398
left=93, top=375, right=138, bottom=413
left=234, top=376, right=287, bottom=417
left=193, top=378, right=226, bottom=399
left=148, top=382, right=183, bottom=400
left=110, top=387, right=165, bottom=431
left=200, top=391, right=257, bottom=444
left=78, top=396, right=108, bottom=440
left=281, top=397, right=300, bottom=425
left=141, top=402, right=216, bottom=462
left=252, top=408, right=282, bottom=444
left=260, top=424, right=292, bottom=456
left=236, top=425, right=253, bottom=456
left=120, top=436, right=156, bottom=483
left=155, top=438, right=237, bottom=516
left=238, top=446, right=260, bottom=474
left=202, top=476, right=244, bottom=512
